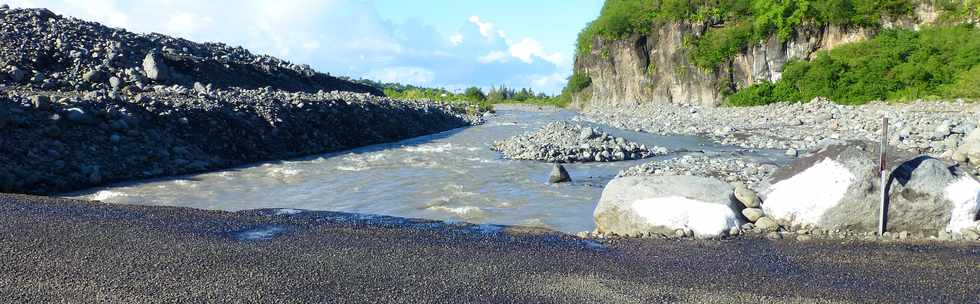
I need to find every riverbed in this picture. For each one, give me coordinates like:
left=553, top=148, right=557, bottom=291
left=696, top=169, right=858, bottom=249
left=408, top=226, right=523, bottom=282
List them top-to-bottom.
left=69, top=105, right=785, bottom=233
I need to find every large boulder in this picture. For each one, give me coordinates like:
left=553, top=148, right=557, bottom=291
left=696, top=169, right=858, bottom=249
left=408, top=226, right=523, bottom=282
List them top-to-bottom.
left=142, top=51, right=171, bottom=82
left=954, top=128, right=980, bottom=166
left=763, top=141, right=980, bottom=234
left=594, top=176, right=743, bottom=238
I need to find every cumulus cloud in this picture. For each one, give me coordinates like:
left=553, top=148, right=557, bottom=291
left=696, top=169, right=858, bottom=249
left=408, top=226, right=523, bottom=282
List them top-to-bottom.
left=7, top=0, right=571, bottom=94
left=467, top=16, right=497, bottom=40
left=508, top=38, right=563, bottom=65
left=478, top=51, right=509, bottom=64
left=367, top=66, right=435, bottom=85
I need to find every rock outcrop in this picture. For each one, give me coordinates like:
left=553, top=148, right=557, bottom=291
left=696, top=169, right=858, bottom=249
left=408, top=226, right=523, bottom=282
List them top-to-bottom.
left=572, top=4, right=940, bottom=108
left=762, top=141, right=980, bottom=234
left=594, top=175, right=743, bottom=238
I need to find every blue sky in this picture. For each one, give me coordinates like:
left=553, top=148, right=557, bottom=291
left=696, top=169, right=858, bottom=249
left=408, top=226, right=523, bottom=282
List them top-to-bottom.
left=8, top=0, right=603, bottom=94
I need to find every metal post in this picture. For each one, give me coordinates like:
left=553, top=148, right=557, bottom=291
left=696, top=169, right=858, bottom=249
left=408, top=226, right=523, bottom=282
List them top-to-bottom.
left=879, top=117, right=889, bottom=235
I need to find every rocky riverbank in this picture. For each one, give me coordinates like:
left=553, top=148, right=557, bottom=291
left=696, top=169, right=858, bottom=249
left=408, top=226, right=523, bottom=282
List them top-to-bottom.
left=0, top=7, right=478, bottom=195
left=583, top=99, right=980, bottom=160
left=491, top=121, right=668, bottom=163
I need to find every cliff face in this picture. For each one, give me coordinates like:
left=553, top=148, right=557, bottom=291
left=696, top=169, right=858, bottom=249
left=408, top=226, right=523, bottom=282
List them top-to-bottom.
left=572, top=4, right=940, bottom=109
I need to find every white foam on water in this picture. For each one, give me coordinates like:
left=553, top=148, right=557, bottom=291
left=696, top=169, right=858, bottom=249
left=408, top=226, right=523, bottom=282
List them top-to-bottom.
left=403, top=143, right=454, bottom=153
left=764, top=158, right=855, bottom=225
left=336, top=165, right=368, bottom=172
left=269, top=167, right=301, bottom=177
left=944, top=176, right=980, bottom=233
left=173, top=179, right=196, bottom=187
left=89, top=190, right=127, bottom=202
left=631, top=196, right=740, bottom=237
left=427, top=205, right=486, bottom=219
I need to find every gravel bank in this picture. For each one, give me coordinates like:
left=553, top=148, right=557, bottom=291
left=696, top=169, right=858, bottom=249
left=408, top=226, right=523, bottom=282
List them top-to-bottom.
left=0, top=7, right=479, bottom=195
left=0, top=87, right=475, bottom=195
left=583, top=98, right=980, bottom=157
left=491, top=121, right=668, bottom=163
left=617, top=154, right=778, bottom=189
left=2, top=193, right=979, bottom=303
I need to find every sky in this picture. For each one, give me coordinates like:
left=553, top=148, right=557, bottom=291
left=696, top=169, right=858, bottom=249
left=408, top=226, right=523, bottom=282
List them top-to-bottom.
left=7, top=0, right=604, bottom=94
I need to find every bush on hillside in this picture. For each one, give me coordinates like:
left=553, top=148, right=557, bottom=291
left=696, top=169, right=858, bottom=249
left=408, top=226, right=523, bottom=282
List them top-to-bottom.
left=725, top=25, right=980, bottom=106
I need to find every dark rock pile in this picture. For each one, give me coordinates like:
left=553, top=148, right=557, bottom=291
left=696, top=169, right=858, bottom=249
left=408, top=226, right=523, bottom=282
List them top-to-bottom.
left=0, top=7, right=381, bottom=94
left=0, top=8, right=477, bottom=195
left=491, top=121, right=667, bottom=163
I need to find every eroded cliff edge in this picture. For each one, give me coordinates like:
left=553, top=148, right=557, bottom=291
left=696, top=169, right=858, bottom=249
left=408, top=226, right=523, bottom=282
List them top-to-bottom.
left=571, top=3, right=943, bottom=109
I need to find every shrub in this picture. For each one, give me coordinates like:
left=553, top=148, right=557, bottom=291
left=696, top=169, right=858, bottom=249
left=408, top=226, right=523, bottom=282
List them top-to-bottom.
left=726, top=24, right=980, bottom=106
left=565, top=73, right=593, bottom=93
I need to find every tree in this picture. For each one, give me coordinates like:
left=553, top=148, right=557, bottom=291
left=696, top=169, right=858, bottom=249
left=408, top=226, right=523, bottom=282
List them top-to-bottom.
left=463, top=87, right=487, bottom=101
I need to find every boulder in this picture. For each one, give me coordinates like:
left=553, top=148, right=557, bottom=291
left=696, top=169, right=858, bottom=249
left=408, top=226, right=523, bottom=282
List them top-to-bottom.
left=143, top=51, right=171, bottom=81
left=8, top=66, right=26, bottom=83
left=83, top=69, right=108, bottom=83
left=31, top=95, right=51, bottom=110
left=954, top=128, right=980, bottom=166
left=763, top=141, right=980, bottom=234
left=548, top=164, right=571, bottom=184
left=594, top=175, right=743, bottom=238
left=734, top=183, right=761, bottom=208
left=742, top=208, right=765, bottom=222
left=754, top=217, right=780, bottom=232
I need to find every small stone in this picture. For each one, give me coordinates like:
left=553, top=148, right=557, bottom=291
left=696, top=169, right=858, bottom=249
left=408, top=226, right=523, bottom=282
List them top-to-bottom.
left=8, top=66, right=27, bottom=83
left=83, top=69, right=108, bottom=83
left=109, top=76, right=122, bottom=89
left=31, top=95, right=51, bottom=110
left=65, top=107, right=91, bottom=124
left=109, top=134, right=121, bottom=143
left=786, top=148, right=798, bottom=157
left=548, top=164, right=571, bottom=184
left=734, top=183, right=761, bottom=208
left=741, top=208, right=765, bottom=222
left=754, top=217, right=779, bottom=233
left=741, top=223, right=755, bottom=231
left=728, top=227, right=740, bottom=237
left=674, top=229, right=686, bottom=238
left=898, top=231, right=911, bottom=240
left=766, top=232, right=783, bottom=240
left=796, top=235, right=811, bottom=242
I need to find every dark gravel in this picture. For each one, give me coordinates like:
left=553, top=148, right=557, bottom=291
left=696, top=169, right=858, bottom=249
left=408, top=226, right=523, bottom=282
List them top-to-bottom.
left=2, top=193, right=978, bottom=303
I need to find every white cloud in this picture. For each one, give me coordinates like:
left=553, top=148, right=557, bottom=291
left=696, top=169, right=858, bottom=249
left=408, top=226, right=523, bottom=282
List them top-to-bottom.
left=467, top=15, right=497, bottom=39
left=508, top=38, right=564, bottom=65
left=478, top=51, right=509, bottom=64
left=367, top=66, right=435, bottom=85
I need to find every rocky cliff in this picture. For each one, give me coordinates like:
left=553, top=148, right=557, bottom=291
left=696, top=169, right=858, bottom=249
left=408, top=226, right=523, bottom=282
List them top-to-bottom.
left=572, top=4, right=941, bottom=109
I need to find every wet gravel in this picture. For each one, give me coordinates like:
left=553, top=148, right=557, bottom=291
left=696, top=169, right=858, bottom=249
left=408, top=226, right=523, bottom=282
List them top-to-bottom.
left=2, top=193, right=978, bottom=303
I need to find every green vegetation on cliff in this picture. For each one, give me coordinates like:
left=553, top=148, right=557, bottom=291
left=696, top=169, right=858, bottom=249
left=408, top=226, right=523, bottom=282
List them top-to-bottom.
left=567, top=0, right=979, bottom=104
left=576, top=0, right=917, bottom=68
left=725, top=24, right=980, bottom=106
